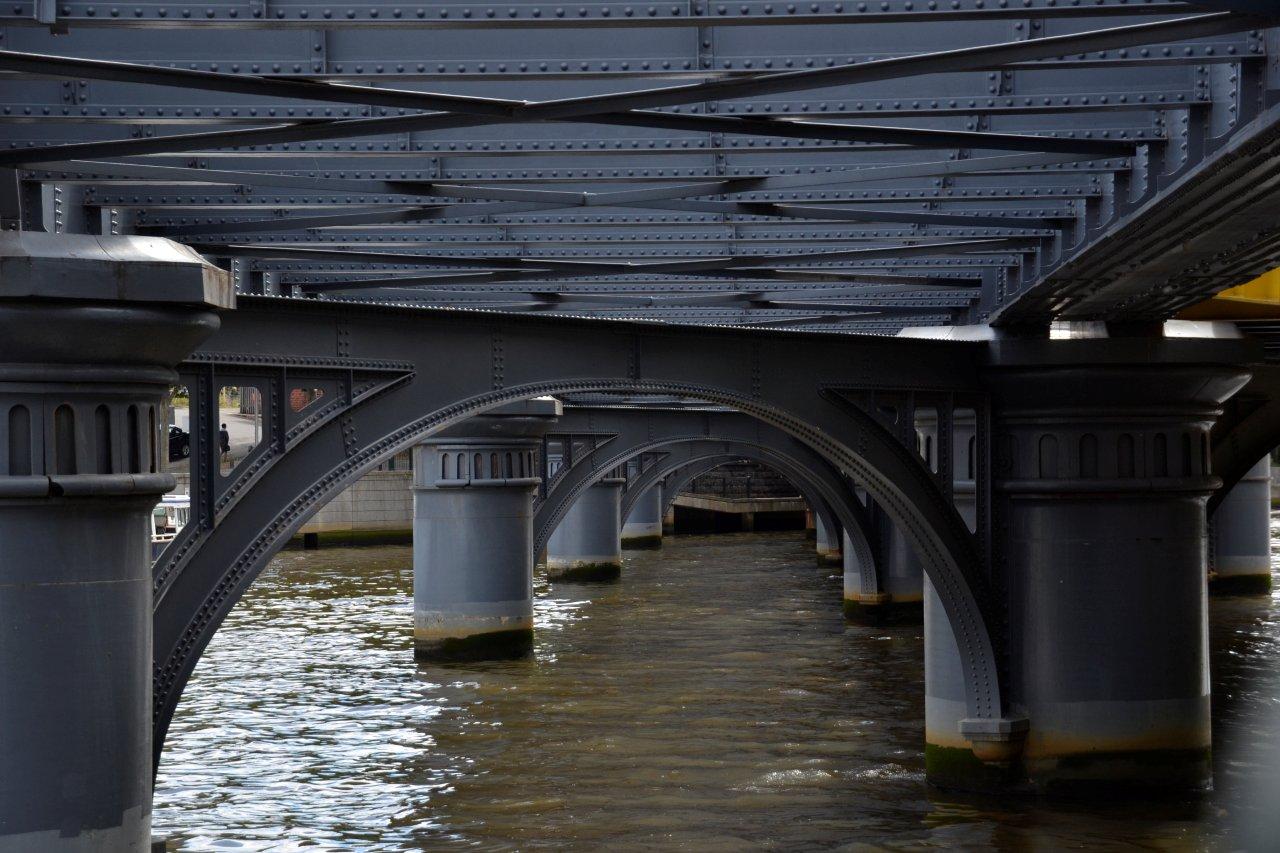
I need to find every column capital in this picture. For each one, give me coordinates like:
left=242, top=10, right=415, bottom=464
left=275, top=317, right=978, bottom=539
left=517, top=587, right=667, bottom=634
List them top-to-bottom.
left=0, top=234, right=232, bottom=494
left=981, top=337, right=1253, bottom=497
left=415, top=402, right=561, bottom=491
left=414, top=438, right=543, bottom=491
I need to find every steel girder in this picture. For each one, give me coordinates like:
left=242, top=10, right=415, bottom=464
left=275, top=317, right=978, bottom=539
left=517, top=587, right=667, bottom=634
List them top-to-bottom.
left=0, top=2, right=1241, bottom=31
left=1, top=9, right=1277, bottom=331
left=993, top=98, right=1280, bottom=325
left=150, top=296, right=1001, bottom=769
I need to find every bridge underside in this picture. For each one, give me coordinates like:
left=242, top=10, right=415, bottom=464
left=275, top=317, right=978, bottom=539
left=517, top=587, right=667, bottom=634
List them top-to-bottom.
left=2, top=3, right=1280, bottom=336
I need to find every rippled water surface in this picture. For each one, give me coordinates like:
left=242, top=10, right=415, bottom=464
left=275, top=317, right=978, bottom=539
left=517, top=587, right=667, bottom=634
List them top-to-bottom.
left=155, top=528, right=1280, bottom=850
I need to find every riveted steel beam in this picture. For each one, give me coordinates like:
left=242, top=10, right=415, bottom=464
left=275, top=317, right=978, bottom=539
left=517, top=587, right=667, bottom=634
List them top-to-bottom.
left=0, top=1, right=1233, bottom=30
left=1183, top=2, right=1278, bottom=12
left=517, top=13, right=1252, bottom=117
left=0, top=14, right=1256, bottom=164
left=0, top=43, right=1260, bottom=88
left=0, top=90, right=1212, bottom=124
left=0, top=114, right=1147, bottom=164
left=19, top=151, right=1126, bottom=179
left=20, top=152, right=1105, bottom=200
left=137, top=198, right=1062, bottom=235
left=282, top=238, right=1028, bottom=292
left=282, top=277, right=982, bottom=294
left=405, top=287, right=977, bottom=307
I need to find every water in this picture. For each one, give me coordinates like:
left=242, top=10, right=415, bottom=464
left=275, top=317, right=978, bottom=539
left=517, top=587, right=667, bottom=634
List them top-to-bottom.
left=154, top=529, right=1280, bottom=851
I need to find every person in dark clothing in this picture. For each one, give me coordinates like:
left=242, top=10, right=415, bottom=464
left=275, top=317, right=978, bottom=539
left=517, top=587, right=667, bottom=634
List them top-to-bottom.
left=219, top=423, right=230, bottom=457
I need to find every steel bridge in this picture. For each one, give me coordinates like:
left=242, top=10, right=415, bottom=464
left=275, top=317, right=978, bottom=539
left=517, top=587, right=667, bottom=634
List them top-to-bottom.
left=5, top=3, right=1280, bottom=849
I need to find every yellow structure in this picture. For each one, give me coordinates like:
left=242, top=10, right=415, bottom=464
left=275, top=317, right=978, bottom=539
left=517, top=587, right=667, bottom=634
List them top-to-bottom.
left=1179, top=269, right=1280, bottom=320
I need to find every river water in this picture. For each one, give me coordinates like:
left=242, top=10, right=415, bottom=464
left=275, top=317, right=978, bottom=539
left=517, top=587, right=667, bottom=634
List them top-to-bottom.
left=154, top=528, right=1280, bottom=851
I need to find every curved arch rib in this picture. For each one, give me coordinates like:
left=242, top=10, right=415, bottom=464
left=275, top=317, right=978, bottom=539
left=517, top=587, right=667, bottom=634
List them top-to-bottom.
left=152, top=299, right=1004, bottom=771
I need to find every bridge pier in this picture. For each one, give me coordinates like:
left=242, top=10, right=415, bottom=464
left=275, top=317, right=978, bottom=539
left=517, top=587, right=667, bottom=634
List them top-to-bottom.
left=0, top=234, right=229, bottom=851
left=927, top=340, right=1251, bottom=794
left=952, top=341, right=1248, bottom=794
left=411, top=404, right=557, bottom=662
left=1209, top=456, right=1273, bottom=595
left=547, top=474, right=624, bottom=581
left=621, top=484, right=663, bottom=549
left=844, top=513, right=923, bottom=625
left=815, top=514, right=841, bottom=566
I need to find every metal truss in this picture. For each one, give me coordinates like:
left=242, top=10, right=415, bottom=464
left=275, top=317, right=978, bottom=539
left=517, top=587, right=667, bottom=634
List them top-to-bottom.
left=1, top=6, right=1278, bottom=331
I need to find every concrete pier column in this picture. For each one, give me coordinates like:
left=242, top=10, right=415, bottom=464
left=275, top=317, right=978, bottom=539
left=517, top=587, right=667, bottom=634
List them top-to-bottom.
left=0, top=234, right=230, bottom=851
left=963, top=339, right=1250, bottom=794
left=412, top=402, right=559, bottom=662
left=1209, top=456, right=1273, bottom=594
left=547, top=473, right=625, bottom=581
left=621, top=483, right=663, bottom=549
left=843, top=499, right=923, bottom=625
left=815, top=513, right=842, bottom=565
left=881, top=516, right=924, bottom=611
left=847, top=518, right=924, bottom=625
left=841, top=527, right=880, bottom=619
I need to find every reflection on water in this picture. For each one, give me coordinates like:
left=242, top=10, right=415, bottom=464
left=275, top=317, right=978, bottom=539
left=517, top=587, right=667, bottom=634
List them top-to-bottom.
left=155, top=528, right=1280, bottom=850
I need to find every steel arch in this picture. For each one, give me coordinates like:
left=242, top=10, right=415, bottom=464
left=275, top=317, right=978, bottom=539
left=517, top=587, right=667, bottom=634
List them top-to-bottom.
left=150, top=298, right=1003, bottom=772
left=532, top=406, right=860, bottom=553
left=533, top=430, right=869, bottom=576
left=630, top=445, right=880, bottom=597
left=634, top=448, right=879, bottom=597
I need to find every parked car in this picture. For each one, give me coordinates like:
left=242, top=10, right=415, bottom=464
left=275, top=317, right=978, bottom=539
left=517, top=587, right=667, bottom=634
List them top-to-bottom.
left=168, top=425, right=191, bottom=461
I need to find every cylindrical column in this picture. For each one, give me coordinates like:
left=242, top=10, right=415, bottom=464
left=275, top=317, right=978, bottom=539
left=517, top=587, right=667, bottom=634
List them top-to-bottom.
left=0, top=233, right=229, bottom=851
left=977, top=343, right=1249, bottom=794
left=412, top=436, right=542, bottom=661
left=1209, top=456, right=1273, bottom=595
left=547, top=475, right=624, bottom=581
left=621, top=484, right=663, bottom=549
left=1, top=490, right=162, bottom=852
left=843, top=504, right=923, bottom=625
left=815, top=513, right=841, bottom=566
left=881, top=516, right=924, bottom=609
left=841, top=527, right=882, bottom=618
